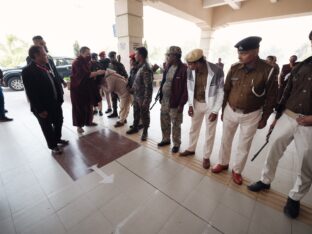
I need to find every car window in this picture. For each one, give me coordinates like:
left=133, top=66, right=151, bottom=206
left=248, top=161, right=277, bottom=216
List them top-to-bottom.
left=54, top=58, right=73, bottom=66
left=65, top=58, right=74, bottom=65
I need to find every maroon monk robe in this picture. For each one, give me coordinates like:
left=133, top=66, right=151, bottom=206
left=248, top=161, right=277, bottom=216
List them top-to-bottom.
left=70, top=56, right=101, bottom=127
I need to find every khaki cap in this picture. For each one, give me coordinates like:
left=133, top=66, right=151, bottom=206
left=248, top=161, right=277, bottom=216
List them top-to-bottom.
left=185, top=49, right=204, bottom=63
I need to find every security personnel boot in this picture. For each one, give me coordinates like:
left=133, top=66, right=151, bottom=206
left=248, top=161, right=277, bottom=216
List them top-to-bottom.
left=141, top=128, right=148, bottom=141
left=247, top=181, right=271, bottom=192
left=284, top=197, right=300, bottom=219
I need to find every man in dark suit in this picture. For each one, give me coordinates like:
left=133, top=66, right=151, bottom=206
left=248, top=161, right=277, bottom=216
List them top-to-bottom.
left=26, top=35, right=67, bottom=88
left=22, top=45, right=68, bottom=154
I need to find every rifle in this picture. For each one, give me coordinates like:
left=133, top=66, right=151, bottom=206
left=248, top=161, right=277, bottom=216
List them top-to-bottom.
left=150, top=88, right=161, bottom=110
left=251, top=127, right=274, bottom=161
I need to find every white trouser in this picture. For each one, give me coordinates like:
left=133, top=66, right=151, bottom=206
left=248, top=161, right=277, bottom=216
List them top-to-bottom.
left=119, top=96, right=131, bottom=123
left=187, top=100, right=218, bottom=159
left=218, top=104, right=262, bottom=173
left=261, top=112, right=312, bottom=201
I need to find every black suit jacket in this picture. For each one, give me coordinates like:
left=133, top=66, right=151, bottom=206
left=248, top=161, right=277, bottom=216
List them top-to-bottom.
left=26, top=55, right=65, bottom=85
left=22, top=62, right=64, bottom=113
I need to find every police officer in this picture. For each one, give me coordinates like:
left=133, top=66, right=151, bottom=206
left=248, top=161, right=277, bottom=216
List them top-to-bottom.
left=248, top=30, right=312, bottom=219
left=212, top=36, right=278, bottom=185
left=157, top=46, right=188, bottom=153
left=126, top=47, right=153, bottom=141
left=179, top=49, right=224, bottom=170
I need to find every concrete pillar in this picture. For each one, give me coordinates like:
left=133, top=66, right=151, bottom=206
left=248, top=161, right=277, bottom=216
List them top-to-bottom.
left=115, top=0, right=143, bottom=72
left=197, top=23, right=214, bottom=59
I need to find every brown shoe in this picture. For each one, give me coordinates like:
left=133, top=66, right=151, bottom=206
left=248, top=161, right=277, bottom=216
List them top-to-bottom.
left=114, top=121, right=124, bottom=128
left=179, top=150, right=195, bottom=157
left=203, top=158, right=210, bottom=169
left=211, top=164, right=229, bottom=173
left=232, top=170, right=243, bottom=185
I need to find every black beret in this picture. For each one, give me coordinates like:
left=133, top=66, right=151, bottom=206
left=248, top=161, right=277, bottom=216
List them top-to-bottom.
left=309, top=30, right=312, bottom=40
left=234, top=36, right=262, bottom=51
left=108, top=51, right=116, bottom=58
left=91, top=53, right=98, bottom=59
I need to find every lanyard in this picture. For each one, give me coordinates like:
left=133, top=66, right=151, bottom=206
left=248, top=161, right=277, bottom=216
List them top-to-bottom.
left=36, top=63, right=55, bottom=77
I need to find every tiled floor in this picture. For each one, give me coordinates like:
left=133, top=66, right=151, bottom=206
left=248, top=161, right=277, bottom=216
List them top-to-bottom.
left=0, top=88, right=311, bottom=234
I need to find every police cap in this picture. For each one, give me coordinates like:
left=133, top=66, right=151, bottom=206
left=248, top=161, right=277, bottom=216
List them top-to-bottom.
left=234, top=36, right=262, bottom=51
left=185, top=49, right=204, bottom=63
left=91, top=53, right=98, bottom=60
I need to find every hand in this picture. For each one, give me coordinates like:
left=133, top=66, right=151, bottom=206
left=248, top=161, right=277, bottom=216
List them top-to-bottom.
left=62, top=82, right=68, bottom=88
left=177, top=106, right=183, bottom=113
left=188, top=106, right=194, bottom=117
left=39, top=111, right=48, bottom=119
left=208, top=113, right=217, bottom=122
left=296, top=115, right=312, bottom=126
left=258, top=119, right=267, bottom=129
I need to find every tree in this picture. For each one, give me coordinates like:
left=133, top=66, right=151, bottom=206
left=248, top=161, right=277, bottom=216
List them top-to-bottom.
left=0, top=35, right=28, bottom=68
left=73, top=40, right=80, bottom=57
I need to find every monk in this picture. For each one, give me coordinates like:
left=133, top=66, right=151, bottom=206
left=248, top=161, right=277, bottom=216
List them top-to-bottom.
left=70, top=46, right=106, bottom=133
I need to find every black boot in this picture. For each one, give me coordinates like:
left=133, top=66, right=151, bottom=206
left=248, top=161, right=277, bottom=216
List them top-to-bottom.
left=105, top=108, right=112, bottom=114
left=108, top=111, right=118, bottom=118
left=0, top=116, right=13, bottom=122
left=126, top=127, right=139, bottom=134
left=141, top=128, right=148, bottom=141
left=157, top=141, right=171, bottom=147
left=247, top=181, right=271, bottom=192
left=284, top=197, right=300, bottom=219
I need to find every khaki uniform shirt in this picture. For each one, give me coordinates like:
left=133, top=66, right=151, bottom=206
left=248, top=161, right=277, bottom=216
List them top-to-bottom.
left=280, top=57, right=312, bottom=115
left=223, top=58, right=278, bottom=121
left=194, top=64, right=208, bottom=102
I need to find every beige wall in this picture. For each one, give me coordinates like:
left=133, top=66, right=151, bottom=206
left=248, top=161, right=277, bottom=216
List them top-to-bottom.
left=144, top=0, right=213, bottom=26
left=148, top=0, right=312, bottom=29
left=212, top=0, right=312, bottom=28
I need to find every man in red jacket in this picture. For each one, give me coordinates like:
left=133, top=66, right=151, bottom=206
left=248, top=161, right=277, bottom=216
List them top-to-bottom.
left=157, top=46, right=188, bottom=153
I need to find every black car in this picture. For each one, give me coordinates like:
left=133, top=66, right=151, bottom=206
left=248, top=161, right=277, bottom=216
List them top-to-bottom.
left=1, top=57, right=74, bottom=91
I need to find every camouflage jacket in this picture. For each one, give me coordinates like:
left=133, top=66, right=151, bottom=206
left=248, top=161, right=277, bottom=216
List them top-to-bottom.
left=132, top=62, right=153, bottom=103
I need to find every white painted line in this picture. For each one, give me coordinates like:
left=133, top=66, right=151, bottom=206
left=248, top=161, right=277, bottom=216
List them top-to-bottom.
left=89, top=164, right=114, bottom=184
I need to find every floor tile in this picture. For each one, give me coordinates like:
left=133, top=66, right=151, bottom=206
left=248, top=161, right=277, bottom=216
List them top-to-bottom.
left=161, top=167, right=204, bottom=203
left=194, top=176, right=227, bottom=202
left=48, top=182, right=83, bottom=211
left=86, top=182, right=121, bottom=209
left=6, top=184, right=46, bottom=214
left=220, top=188, right=256, bottom=218
left=183, top=190, right=219, bottom=222
left=117, top=191, right=178, bottom=234
left=0, top=193, right=11, bottom=222
left=100, top=193, right=141, bottom=226
left=57, top=195, right=97, bottom=230
left=12, top=199, right=54, bottom=234
left=249, top=202, right=291, bottom=234
left=210, top=203, right=250, bottom=234
left=158, top=207, right=208, bottom=234
left=67, top=212, right=113, bottom=234
left=21, top=214, right=66, bottom=234
left=0, top=217, right=16, bottom=234
left=292, top=219, right=312, bottom=234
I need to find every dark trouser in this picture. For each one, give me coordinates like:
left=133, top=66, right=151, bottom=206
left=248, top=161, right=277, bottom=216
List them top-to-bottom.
left=0, top=86, right=5, bottom=118
left=111, top=92, right=118, bottom=113
left=133, top=100, right=150, bottom=129
left=35, top=103, right=63, bottom=150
